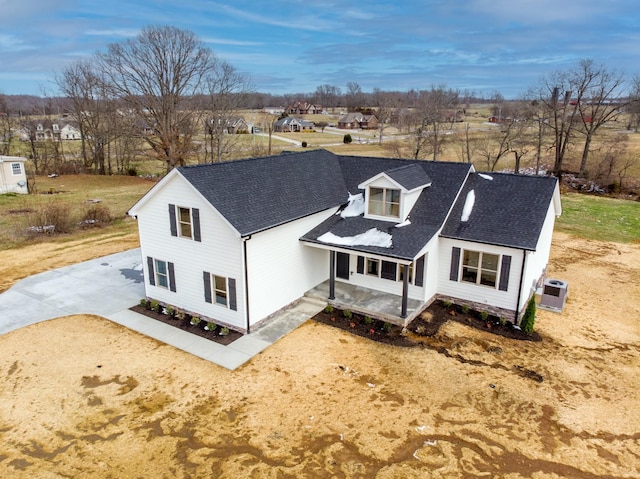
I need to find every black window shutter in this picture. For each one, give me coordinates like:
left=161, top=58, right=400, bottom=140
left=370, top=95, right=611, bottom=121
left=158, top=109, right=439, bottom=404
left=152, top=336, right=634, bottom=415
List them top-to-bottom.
left=168, top=204, right=177, bottom=237
left=192, top=208, right=201, bottom=242
left=450, top=247, right=461, bottom=281
left=415, top=255, right=425, bottom=287
left=499, top=255, right=511, bottom=291
left=147, top=256, right=155, bottom=286
left=357, top=256, right=364, bottom=274
left=381, top=261, right=397, bottom=280
left=168, top=262, right=176, bottom=292
left=203, top=271, right=212, bottom=303
left=228, top=278, right=237, bottom=311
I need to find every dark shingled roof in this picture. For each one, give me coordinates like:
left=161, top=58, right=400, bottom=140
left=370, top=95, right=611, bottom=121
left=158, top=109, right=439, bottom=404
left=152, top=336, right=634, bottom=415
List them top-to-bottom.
left=178, top=150, right=347, bottom=236
left=301, top=156, right=472, bottom=260
left=384, top=164, right=432, bottom=191
left=440, top=172, right=558, bottom=250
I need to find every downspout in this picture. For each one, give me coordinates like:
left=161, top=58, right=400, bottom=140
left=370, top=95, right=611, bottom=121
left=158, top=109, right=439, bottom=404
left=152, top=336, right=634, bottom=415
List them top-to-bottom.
left=243, top=236, right=252, bottom=334
left=514, top=249, right=527, bottom=324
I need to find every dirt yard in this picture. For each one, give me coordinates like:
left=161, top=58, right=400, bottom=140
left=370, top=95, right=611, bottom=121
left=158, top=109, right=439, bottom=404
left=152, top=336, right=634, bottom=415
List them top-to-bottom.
left=0, top=231, right=639, bottom=478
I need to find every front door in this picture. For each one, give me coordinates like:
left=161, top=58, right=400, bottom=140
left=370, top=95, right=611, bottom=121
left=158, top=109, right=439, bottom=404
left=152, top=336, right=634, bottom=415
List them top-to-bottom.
left=336, top=252, right=350, bottom=280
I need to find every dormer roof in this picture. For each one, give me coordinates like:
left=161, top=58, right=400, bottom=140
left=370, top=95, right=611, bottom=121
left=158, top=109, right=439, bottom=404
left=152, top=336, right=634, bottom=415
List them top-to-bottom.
left=358, top=164, right=432, bottom=193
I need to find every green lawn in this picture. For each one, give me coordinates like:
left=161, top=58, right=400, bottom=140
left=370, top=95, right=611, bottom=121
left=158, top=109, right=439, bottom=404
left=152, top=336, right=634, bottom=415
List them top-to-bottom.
left=556, top=192, right=640, bottom=243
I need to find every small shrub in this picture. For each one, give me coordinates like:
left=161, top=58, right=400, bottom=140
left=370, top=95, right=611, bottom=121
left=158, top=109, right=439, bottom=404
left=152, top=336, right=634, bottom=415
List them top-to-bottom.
left=343, top=133, right=352, bottom=144
left=301, top=141, right=307, bottom=148
left=127, top=167, right=138, bottom=176
left=28, top=200, right=74, bottom=234
left=81, top=204, right=112, bottom=226
left=520, top=297, right=536, bottom=334
left=139, top=298, right=149, bottom=308
left=150, top=300, right=159, bottom=312
left=443, top=300, right=452, bottom=309
left=324, top=305, right=334, bottom=314
left=461, top=305, right=469, bottom=314
left=166, top=306, right=175, bottom=317
left=343, top=309, right=353, bottom=319
left=176, top=311, right=186, bottom=320
left=480, top=311, right=489, bottom=321
left=190, top=316, right=201, bottom=326
left=363, top=316, right=373, bottom=325
left=498, top=317, right=507, bottom=326
left=205, top=321, right=216, bottom=332
left=382, top=322, right=392, bottom=333
left=219, top=327, right=230, bottom=336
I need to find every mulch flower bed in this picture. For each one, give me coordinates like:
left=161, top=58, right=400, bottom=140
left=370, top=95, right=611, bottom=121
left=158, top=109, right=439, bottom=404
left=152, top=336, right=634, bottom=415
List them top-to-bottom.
left=312, top=300, right=541, bottom=346
left=130, top=304, right=242, bottom=346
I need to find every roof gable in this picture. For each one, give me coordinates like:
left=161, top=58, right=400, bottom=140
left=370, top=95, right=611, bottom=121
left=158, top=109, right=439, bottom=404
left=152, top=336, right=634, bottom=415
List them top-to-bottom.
left=177, top=150, right=347, bottom=236
left=440, top=172, right=559, bottom=250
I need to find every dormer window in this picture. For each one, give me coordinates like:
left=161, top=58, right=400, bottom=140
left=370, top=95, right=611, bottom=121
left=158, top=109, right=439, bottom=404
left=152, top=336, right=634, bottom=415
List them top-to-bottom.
left=369, top=187, right=400, bottom=218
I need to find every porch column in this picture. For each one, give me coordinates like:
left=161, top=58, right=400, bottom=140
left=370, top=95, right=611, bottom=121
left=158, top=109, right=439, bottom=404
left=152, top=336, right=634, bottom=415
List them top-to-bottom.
left=329, top=250, right=336, bottom=300
left=401, top=264, right=409, bottom=318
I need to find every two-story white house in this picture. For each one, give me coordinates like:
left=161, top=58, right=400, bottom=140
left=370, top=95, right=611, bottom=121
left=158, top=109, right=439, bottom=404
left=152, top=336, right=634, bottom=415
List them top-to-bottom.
left=128, top=150, right=561, bottom=334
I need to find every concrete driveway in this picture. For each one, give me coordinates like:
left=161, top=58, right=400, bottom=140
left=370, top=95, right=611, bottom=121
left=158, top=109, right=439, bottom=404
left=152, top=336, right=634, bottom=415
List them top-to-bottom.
left=0, top=249, right=323, bottom=370
left=0, top=249, right=145, bottom=336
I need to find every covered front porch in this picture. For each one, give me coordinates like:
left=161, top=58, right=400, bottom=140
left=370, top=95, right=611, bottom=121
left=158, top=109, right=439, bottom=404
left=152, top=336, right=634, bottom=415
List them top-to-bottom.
left=305, top=280, right=430, bottom=326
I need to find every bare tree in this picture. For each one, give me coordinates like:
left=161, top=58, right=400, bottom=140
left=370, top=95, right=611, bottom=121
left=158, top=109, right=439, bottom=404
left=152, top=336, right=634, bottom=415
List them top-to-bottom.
left=97, top=25, right=214, bottom=172
left=56, top=59, right=117, bottom=174
left=203, top=59, right=252, bottom=162
left=533, top=59, right=628, bottom=178
left=573, top=61, right=628, bottom=176
left=345, top=82, right=364, bottom=111
left=314, top=84, right=341, bottom=109
left=410, top=86, right=459, bottom=160
left=372, top=88, right=397, bottom=145
left=0, top=94, right=17, bottom=155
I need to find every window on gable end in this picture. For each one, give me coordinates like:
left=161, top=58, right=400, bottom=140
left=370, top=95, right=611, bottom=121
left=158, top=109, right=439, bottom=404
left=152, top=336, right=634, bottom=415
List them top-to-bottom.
left=178, top=207, right=192, bottom=239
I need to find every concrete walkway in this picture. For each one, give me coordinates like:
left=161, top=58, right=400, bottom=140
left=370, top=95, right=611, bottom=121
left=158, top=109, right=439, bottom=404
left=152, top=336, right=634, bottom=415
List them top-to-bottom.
left=0, top=249, right=324, bottom=370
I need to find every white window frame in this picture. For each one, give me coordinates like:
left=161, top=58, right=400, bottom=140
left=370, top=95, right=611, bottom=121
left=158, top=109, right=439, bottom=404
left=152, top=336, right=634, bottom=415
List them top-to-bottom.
left=11, top=163, right=22, bottom=175
left=368, top=187, right=400, bottom=218
left=177, top=206, right=193, bottom=239
left=461, top=250, right=499, bottom=288
left=154, top=259, right=169, bottom=289
left=213, top=274, right=228, bottom=307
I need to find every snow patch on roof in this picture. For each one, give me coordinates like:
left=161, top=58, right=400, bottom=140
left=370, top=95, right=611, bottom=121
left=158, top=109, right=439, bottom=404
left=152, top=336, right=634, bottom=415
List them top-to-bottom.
left=478, top=173, right=493, bottom=181
left=460, top=189, right=475, bottom=222
left=339, top=193, right=365, bottom=218
left=395, top=218, right=411, bottom=228
left=317, top=228, right=392, bottom=248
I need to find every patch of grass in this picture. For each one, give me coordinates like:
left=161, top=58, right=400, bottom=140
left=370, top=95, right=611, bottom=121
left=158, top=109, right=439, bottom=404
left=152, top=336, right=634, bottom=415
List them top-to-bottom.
left=556, top=193, right=640, bottom=243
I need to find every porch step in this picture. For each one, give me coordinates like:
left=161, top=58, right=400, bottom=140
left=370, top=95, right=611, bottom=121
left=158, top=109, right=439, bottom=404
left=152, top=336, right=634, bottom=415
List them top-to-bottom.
left=302, top=292, right=328, bottom=310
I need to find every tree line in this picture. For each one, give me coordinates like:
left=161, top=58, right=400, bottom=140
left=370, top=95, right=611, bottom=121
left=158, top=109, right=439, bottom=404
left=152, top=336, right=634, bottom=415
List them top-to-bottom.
left=1, top=25, right=639, bottom=186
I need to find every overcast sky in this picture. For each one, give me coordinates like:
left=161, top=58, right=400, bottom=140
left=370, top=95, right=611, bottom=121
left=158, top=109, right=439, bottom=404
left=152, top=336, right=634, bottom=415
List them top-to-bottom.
left=1, top=0, right=639, bottom=98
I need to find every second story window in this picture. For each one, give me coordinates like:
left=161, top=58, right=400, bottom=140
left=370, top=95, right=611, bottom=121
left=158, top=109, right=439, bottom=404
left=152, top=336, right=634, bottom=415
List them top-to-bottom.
left=369, top=187, right=400, bottom=218
left=178, top=207, right=192, bottom=239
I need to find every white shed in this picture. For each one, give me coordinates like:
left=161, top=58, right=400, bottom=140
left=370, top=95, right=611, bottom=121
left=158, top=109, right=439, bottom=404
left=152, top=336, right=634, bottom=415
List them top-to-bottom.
left=0, top=156, right=28, bottom=194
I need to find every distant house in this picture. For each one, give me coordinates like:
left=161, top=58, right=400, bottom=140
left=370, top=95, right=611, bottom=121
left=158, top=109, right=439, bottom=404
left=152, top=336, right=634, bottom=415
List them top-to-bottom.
left=286, top=101, right=323, bottom=115
left=262, top=106, right=285, bottom=115
left=338, top=112, right=378, bottom=130
left=205, top=117, right=249, bottom=135
left=273, top=117, right=314, bottom=132
left=59, top=122, right=81, bottom=140
left=128, top=149, right=561, bottom=334
left=0, top=156, right=28, bottom=194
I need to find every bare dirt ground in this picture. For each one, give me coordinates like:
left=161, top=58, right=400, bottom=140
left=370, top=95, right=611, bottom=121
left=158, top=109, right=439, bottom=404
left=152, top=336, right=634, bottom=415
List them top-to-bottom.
left=0, top=232, right=639, bottom=478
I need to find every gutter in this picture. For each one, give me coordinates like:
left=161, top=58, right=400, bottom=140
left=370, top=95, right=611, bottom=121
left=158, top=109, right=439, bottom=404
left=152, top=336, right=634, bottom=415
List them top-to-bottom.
left=514, top=249, right=527, bottom=324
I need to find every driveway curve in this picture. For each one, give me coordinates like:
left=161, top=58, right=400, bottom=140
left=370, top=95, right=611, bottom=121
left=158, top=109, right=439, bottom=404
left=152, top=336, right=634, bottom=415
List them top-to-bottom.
left=0, top=249, right=145, bottom=336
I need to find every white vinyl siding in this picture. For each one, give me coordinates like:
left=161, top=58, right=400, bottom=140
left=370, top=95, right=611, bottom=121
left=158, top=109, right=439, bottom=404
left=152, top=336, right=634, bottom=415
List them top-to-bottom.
left=136, top=173, right=245, bottom=330
left=246, top=209, right=335, bottom=324
left=438, top=238, right=522, bottom=311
